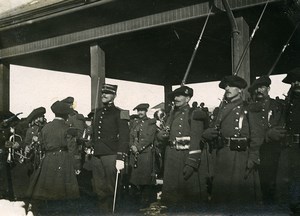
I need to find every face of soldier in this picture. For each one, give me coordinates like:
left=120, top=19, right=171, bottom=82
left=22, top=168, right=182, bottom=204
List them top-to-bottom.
left=225, top=86, right=242, bottom=101
left=254, top=86, right=269, bottom=101
left=101, top=92, right=116, bottom=104
left=174, top=95, right=190, bottom=108
left=137, top=110, right=147, bottom=119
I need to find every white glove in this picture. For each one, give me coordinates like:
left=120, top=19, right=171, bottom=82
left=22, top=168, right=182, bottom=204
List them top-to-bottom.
left=116, top=160, right=124, bottom=171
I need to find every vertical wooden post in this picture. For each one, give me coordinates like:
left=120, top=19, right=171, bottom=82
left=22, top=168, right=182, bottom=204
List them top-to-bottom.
left=90, top=44, right=105, bottom=110
left=0, top=63, right=10, bottom=112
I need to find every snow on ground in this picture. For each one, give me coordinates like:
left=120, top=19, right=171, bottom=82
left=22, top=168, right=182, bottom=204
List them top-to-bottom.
left=0, top=199, right=33, bottom=216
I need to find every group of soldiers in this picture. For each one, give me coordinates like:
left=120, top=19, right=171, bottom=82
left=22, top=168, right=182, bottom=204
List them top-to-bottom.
left=0, top=67, right=300, bottom=215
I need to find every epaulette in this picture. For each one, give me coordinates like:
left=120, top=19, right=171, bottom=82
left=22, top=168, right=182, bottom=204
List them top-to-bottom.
left=192, top=109, right=207, bottom=121
left=120, top=110, right=130, bottom=120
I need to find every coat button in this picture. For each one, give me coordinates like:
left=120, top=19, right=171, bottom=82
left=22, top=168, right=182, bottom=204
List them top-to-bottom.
left=179, top=125, right=182, bottom=127
left=58, top=167, right=61, bottom=170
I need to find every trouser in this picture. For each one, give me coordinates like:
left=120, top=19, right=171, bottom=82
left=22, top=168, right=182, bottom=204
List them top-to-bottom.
left=91, top=155, right=117, bottom=212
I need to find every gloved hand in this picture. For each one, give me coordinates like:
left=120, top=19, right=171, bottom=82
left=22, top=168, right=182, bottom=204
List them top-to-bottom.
left=266, top=126, right=287, bottom=142
left=202, top=128, right=219, bottom=141
left=32, top=135, right=38, bottom=142
left=25, top=145, right=31, bottom=154
left=130, top=145, right=139, bottom=154
left=116, top=160, right=125, bottom=171
left=183, top=165, right=195, bottom=180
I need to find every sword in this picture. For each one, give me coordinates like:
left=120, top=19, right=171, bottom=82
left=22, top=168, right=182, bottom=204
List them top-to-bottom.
left=112, top=169, right=120, bottom=213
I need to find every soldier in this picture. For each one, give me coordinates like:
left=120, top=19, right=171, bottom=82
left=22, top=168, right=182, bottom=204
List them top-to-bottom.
left=279, top=68, right=300, bottom=214
left=202, top=75, right=260, bottom=204
left=247, top=76, right=286, bottom=204
left=89, top=84, right=130, bottom=213
left=160, top=85, right=205, bottom=210
left=61, top=96, right=89, bottom=194
left=62, top=96, right=87, bottom=138
left=26, top=100, right=80, bottom=214
left=129, top=103, right=157, bottom=208
left=9, top=107, right=46, bottom=200
left=24, top=107, right=46, bottom=171
left=0, top=111, right=19, bottom=199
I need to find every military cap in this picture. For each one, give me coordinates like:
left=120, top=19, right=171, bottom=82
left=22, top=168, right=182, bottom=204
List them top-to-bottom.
left=282, top=68, right=300, bottom=84
left=219, top=75, right=247, bottom=89
left=248, top=76, right=271, bottom=93
left=102, top=84, right=118, bottom=94
left=168, top=85, right=194, bottom=101
left=61, top=97, right=74, bottom=105
left=51, top=101, right=73, bottom=115
left=133, top=103, right=150, bottom=111
left=26, top=107, right=46, bottom=123
left=0, top=111, right=16, bottom=122
left=0, top=111, right=21, bottom=126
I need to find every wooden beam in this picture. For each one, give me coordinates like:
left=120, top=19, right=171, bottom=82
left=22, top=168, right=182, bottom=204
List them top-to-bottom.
left=0, top=0, right=279, bottom=60
left=90, top=44, right=105, bottom=110
left=0, top=63, right=10, bottom=111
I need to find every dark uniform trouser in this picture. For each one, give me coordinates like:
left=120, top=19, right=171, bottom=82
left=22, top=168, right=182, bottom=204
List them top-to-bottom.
left=259, top=142, right=281, bottom=204
left=92, top=155, right=117, bottom=212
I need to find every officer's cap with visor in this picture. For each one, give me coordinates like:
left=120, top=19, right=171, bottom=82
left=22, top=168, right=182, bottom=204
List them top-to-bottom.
left=282, top=68, right=300, bottom=84
left=219, top=75, right=248, bottom=89
left=248, top=76, right=271, bottom=93
left=102, top=84, right=118, bottom=95
left=168, top=86, right=194, bottom=101
left=133, top=103, right=150, bottom=111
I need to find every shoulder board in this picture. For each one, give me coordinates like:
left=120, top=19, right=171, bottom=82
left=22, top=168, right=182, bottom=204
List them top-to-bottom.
left=120, top=110, right=130, bottom=120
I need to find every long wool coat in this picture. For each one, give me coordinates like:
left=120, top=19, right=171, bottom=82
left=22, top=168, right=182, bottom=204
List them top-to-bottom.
left=27, top=118, right=79, bottom=200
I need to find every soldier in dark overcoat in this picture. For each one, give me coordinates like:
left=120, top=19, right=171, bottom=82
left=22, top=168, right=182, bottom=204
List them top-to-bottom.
left=278, top=68, right=300, bottom=214
left=202, top=75, right=261, bottom=205
left=247, top=76, right=286, bottom=204
left=89, top=84, right=130, bottom=213
left=160, top=86, right=205, bottom=210
left=27, top=100, right=80, bottom=201
left=129, top=103, right=157, bottom=208
left=9, top=107, right=46, bottom=200
left=0, top=111, right=19, bottom=199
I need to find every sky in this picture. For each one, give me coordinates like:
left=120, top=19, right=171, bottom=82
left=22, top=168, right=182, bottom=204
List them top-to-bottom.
left=10, top=65, right=290, bottom=121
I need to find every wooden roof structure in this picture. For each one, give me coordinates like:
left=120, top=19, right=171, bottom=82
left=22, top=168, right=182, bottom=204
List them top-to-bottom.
left=0, top=0, right=300, bottom=110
